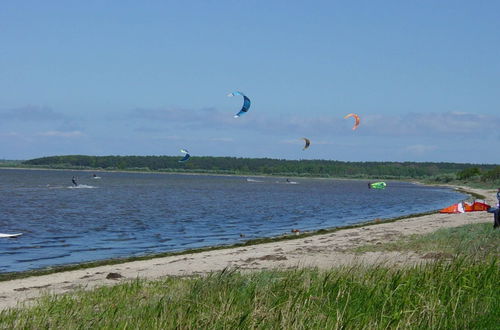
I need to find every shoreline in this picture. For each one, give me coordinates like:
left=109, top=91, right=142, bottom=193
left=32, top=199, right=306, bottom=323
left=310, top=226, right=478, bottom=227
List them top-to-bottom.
left=0, top=177, right=468, bottom=280
left=0, top=185, right=495, bottom=311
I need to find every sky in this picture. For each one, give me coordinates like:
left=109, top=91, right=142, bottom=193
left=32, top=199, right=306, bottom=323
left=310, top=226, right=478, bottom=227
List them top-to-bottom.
left=0, top=1, right=499, bottom=163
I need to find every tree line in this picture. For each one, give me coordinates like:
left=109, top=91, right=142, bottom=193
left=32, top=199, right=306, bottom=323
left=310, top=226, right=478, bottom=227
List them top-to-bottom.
left=21, top=155, right=499, bottom=181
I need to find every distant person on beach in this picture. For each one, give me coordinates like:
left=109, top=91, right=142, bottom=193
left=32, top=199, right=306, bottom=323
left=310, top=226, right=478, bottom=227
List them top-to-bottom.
left=71, top=176, right=78, bottom=187
left=368, top=182, right=371, bottom=189
left=487, top=189, right=500, bottom=229
left=489, top=208, right=500, bottom=229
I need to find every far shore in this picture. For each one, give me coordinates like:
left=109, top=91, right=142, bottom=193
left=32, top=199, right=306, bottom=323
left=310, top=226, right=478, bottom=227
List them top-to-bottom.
left=0, top=164, right=462, bottom=184
left=0, top=184, right=496, bottom=311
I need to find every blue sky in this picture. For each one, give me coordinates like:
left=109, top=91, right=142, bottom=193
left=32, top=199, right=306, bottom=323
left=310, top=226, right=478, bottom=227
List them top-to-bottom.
left=1, top=1, right=499, bottom=163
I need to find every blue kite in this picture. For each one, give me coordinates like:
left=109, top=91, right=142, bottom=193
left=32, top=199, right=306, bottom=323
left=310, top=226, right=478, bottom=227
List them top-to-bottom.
left=227, top=91, right=251, bottom=118
left=178, top=149, right=191, bottom=162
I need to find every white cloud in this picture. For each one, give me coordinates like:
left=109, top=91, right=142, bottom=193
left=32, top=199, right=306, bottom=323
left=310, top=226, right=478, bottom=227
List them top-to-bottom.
left=0, top=106, right=68, bottom=122
left=127, top=107, right=498, bottom=139
left=38, top=130, right=84, bottom=138
left=208, top=137, right=234, bottom=142
left=405, top=144, right=438, bottom=155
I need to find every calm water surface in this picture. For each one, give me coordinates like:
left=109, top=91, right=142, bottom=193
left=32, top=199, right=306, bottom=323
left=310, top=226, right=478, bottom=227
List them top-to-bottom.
left=0, top=169, right=466, bottom=273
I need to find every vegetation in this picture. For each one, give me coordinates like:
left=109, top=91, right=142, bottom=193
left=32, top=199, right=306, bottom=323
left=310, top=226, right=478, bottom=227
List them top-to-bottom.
left=21, top=155, right=498, bottom=182
left=0, top=159, right=22, bottom=166
left=426, top=166, right=500, bottom=187
left=456, top=167, right=481, bottom=180
left=353, top=222, right=500, bottom=259
left=0, top=258, right=498, bottom=329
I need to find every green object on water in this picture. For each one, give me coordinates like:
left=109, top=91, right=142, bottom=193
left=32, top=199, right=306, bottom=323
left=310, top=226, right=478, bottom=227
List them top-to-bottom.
left=370, top=182, right=387, bottom=189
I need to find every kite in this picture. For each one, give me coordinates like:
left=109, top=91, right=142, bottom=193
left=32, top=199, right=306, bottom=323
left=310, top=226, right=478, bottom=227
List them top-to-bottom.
left=228, top=91, right=251, bottom=118
left=344, top=113, right=360, bottom=130
left=301, top=137, right=311, bottom=150
left=178, top=149, right=190, bottom=162
left=369, top=182, right=386, bottom=189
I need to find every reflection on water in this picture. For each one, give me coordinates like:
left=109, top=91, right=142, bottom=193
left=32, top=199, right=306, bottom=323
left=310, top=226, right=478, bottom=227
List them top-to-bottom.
left=0, top=169, right=466, bottom=273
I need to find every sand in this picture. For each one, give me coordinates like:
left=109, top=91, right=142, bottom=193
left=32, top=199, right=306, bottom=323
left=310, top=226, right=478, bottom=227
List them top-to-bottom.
left=0, top=186, right=496, bottom=311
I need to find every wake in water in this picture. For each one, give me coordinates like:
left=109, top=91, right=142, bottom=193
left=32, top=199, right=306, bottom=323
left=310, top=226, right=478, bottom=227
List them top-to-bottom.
left=246, top=178, right=264, bottom=183
left=275, top=180, right=299, bottom=184
left=68, top=184, right=97, bottom=189
left=0, top=233, right=22, bottom=238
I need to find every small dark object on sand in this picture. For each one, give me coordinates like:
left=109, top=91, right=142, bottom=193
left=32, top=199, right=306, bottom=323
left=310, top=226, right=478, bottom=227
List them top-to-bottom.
left=106, top=272, right=124, bottom=280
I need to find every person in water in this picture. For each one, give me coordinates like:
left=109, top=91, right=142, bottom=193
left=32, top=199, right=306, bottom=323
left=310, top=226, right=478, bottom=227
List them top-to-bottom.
left=71, top=176, right=78, bottom=187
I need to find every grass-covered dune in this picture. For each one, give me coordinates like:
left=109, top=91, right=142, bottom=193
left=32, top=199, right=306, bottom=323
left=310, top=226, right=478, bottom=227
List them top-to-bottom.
left=1, top=223, right=498, bottom=329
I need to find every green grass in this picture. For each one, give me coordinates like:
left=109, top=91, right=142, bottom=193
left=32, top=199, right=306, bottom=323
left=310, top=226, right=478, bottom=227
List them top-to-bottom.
left=352, top=223, right=500, bottom=259
left=1, top=259, right=498, bottom=329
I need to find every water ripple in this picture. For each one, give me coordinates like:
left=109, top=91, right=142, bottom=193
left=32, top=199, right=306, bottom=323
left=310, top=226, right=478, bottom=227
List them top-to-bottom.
left=0, top=169, right=467, bottom=273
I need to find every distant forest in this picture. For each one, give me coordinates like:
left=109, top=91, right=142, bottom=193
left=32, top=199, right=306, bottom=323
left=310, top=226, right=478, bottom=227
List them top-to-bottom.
left=21, top=155, right=500, bottom=183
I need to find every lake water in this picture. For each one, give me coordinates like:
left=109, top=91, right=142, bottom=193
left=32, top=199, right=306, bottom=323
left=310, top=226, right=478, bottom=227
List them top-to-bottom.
left=0, top=168, right=466, bottom=273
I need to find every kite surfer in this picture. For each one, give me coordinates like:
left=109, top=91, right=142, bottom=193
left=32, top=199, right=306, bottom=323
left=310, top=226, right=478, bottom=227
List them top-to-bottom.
left=71, top=176, right=78, bottom=187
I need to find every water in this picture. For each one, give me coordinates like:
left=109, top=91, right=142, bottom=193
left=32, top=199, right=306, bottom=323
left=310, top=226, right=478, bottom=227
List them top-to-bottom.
left=0, top=168, right=466, bottom=273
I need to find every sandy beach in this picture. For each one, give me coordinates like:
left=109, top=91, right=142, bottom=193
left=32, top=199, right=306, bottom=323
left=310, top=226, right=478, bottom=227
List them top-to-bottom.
left=0, top=186, right=496, bottom=311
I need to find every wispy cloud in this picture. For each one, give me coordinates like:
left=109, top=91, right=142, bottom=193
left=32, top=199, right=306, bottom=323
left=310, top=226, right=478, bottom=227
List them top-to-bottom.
left=0, top=106, right=68, bottom=122
left=127, top=107, right=498, bottom=139
left=361, top=112, right=497, bottom=137
left=37, top=130, right=84, bottom=138
left=207, top=137, right=234, bottom=142
left=405, top=144, right=438, bottom=155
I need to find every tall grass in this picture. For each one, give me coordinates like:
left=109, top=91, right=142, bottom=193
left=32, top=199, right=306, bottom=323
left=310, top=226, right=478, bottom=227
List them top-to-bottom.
left=1, top=258, right=498, bottom=329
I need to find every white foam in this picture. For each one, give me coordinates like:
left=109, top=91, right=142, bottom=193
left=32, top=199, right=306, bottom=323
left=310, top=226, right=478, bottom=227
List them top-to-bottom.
left=246, top=178, right=263, bottom=183
left=68, top=184, right=97, bottom=189
left=0, top=233, right=22, bottom=238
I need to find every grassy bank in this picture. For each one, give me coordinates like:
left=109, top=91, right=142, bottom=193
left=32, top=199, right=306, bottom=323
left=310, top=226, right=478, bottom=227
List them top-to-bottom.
left=353, top=222, right=500, bottom=259
left=0, top=258, right=498, bottom=329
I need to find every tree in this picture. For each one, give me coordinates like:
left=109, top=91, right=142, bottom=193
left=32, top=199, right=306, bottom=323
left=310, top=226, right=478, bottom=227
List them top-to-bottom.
left=457, top=167, right=481, bottom=180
